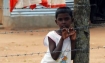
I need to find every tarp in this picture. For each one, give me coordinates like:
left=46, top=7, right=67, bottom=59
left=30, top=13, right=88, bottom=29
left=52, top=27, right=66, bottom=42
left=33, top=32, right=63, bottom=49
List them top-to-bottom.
left=10, top=0, right=66, bottom=12
left=10, top=0, right=18, bottom=12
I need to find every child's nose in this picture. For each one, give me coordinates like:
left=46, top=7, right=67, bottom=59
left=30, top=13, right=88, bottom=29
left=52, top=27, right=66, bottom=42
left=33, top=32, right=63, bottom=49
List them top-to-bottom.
left=62, top=20, right=66, bottom=23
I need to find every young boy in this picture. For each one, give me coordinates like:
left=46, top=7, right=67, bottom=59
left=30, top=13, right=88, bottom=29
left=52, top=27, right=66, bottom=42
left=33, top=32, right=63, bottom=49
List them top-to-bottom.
left=41, top=7, right=76, bottom=63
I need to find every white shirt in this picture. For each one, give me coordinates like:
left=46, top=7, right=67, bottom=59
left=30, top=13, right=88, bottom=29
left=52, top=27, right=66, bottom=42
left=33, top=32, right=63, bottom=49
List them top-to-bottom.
left=41, top=31, right=71, bottom=63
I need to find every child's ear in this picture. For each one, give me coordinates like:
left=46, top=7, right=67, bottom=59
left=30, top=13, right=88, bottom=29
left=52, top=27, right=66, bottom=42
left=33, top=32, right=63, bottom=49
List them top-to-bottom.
left=55, top=20, right=58, bottom=24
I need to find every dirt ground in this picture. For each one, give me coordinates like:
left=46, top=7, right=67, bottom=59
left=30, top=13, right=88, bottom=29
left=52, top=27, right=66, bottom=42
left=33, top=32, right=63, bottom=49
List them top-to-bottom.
left=0, top=26, right=105, bottom=63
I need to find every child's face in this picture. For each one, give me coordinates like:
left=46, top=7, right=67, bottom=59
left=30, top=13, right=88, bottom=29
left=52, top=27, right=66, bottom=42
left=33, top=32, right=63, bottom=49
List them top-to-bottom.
left=55, top=13, right=72, bottom=29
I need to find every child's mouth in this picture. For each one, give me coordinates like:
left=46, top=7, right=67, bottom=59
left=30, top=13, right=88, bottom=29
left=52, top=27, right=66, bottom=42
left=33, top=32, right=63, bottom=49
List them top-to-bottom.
left=62, top=26, right=69, bottom=28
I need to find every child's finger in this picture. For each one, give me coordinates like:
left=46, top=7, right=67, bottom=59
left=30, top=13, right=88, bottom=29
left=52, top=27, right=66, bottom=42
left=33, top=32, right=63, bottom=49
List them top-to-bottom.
left=62, top=28, right=68, bottom=32
left=69, top=28, right=74, bottom=31
left=69, top=30, right=76, bottom=35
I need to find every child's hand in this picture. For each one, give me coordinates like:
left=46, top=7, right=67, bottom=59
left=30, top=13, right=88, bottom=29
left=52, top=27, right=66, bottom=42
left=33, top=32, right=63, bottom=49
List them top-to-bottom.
left=61, top=28, right=69, bottom=39
left=69, top=28, right=76, bottom=41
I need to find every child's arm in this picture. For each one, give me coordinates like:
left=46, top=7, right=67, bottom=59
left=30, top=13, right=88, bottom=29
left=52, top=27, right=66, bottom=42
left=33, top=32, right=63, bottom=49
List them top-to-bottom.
left=48, top=28, right=69, bottom=60
left=69, top=28, right=76, bottom=60
left=48, top=36, right=64, bottom=60
left=71, top=40, right=76, bottom=60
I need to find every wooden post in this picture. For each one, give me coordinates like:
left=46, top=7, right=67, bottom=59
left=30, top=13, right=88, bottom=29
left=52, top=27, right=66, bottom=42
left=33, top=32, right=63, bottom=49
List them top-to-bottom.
left=0, top=0, right=3, bottom=24
left=73, top=0, right=90, bottom=63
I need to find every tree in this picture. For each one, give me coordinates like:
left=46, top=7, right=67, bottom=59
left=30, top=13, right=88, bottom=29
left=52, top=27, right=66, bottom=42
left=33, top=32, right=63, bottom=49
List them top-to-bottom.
left=73, top=0, right=90, bottom=63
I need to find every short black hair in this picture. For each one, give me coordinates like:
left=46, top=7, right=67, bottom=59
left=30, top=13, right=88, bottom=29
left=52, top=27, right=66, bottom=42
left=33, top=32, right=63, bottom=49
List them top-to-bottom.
left=55, top=7, right=73, bottom=19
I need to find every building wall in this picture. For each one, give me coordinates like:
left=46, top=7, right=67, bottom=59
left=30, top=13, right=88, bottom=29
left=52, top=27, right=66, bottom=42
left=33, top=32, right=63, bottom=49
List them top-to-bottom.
left=2, top=0, right=57, bottom=29
left=3, top=16, right=57, bottom=29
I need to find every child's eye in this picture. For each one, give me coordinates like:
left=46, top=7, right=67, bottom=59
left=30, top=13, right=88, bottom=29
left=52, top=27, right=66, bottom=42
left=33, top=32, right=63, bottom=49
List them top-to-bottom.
left=58, top=17, right=70, bottom=21
left=64, top=17, right=70, bottom=21
left=58, top=18, right=63, bottom=21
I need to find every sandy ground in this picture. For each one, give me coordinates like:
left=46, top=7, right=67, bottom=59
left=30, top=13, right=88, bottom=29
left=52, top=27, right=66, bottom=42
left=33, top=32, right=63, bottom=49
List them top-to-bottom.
left=0, top=27, right=105, bottom=63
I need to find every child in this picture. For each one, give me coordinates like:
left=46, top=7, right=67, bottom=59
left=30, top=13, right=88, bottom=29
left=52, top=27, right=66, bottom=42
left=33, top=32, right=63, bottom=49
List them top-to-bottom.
left=41, top=7, right=76, bottom=63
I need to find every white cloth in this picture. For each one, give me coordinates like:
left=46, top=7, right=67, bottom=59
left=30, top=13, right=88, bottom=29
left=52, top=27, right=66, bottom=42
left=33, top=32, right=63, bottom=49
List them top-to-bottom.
left=16, top=0, right=41, bottom=8
left=48, top=0, right=65, bottom=5
left=41, top=31, right=71, bottom=63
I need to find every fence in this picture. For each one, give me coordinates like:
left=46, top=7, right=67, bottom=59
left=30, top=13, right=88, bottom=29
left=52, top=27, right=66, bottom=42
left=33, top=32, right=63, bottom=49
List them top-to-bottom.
left=0, top=24, right=105, bottom=63
left=0, top=46, right=104, bottom=57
